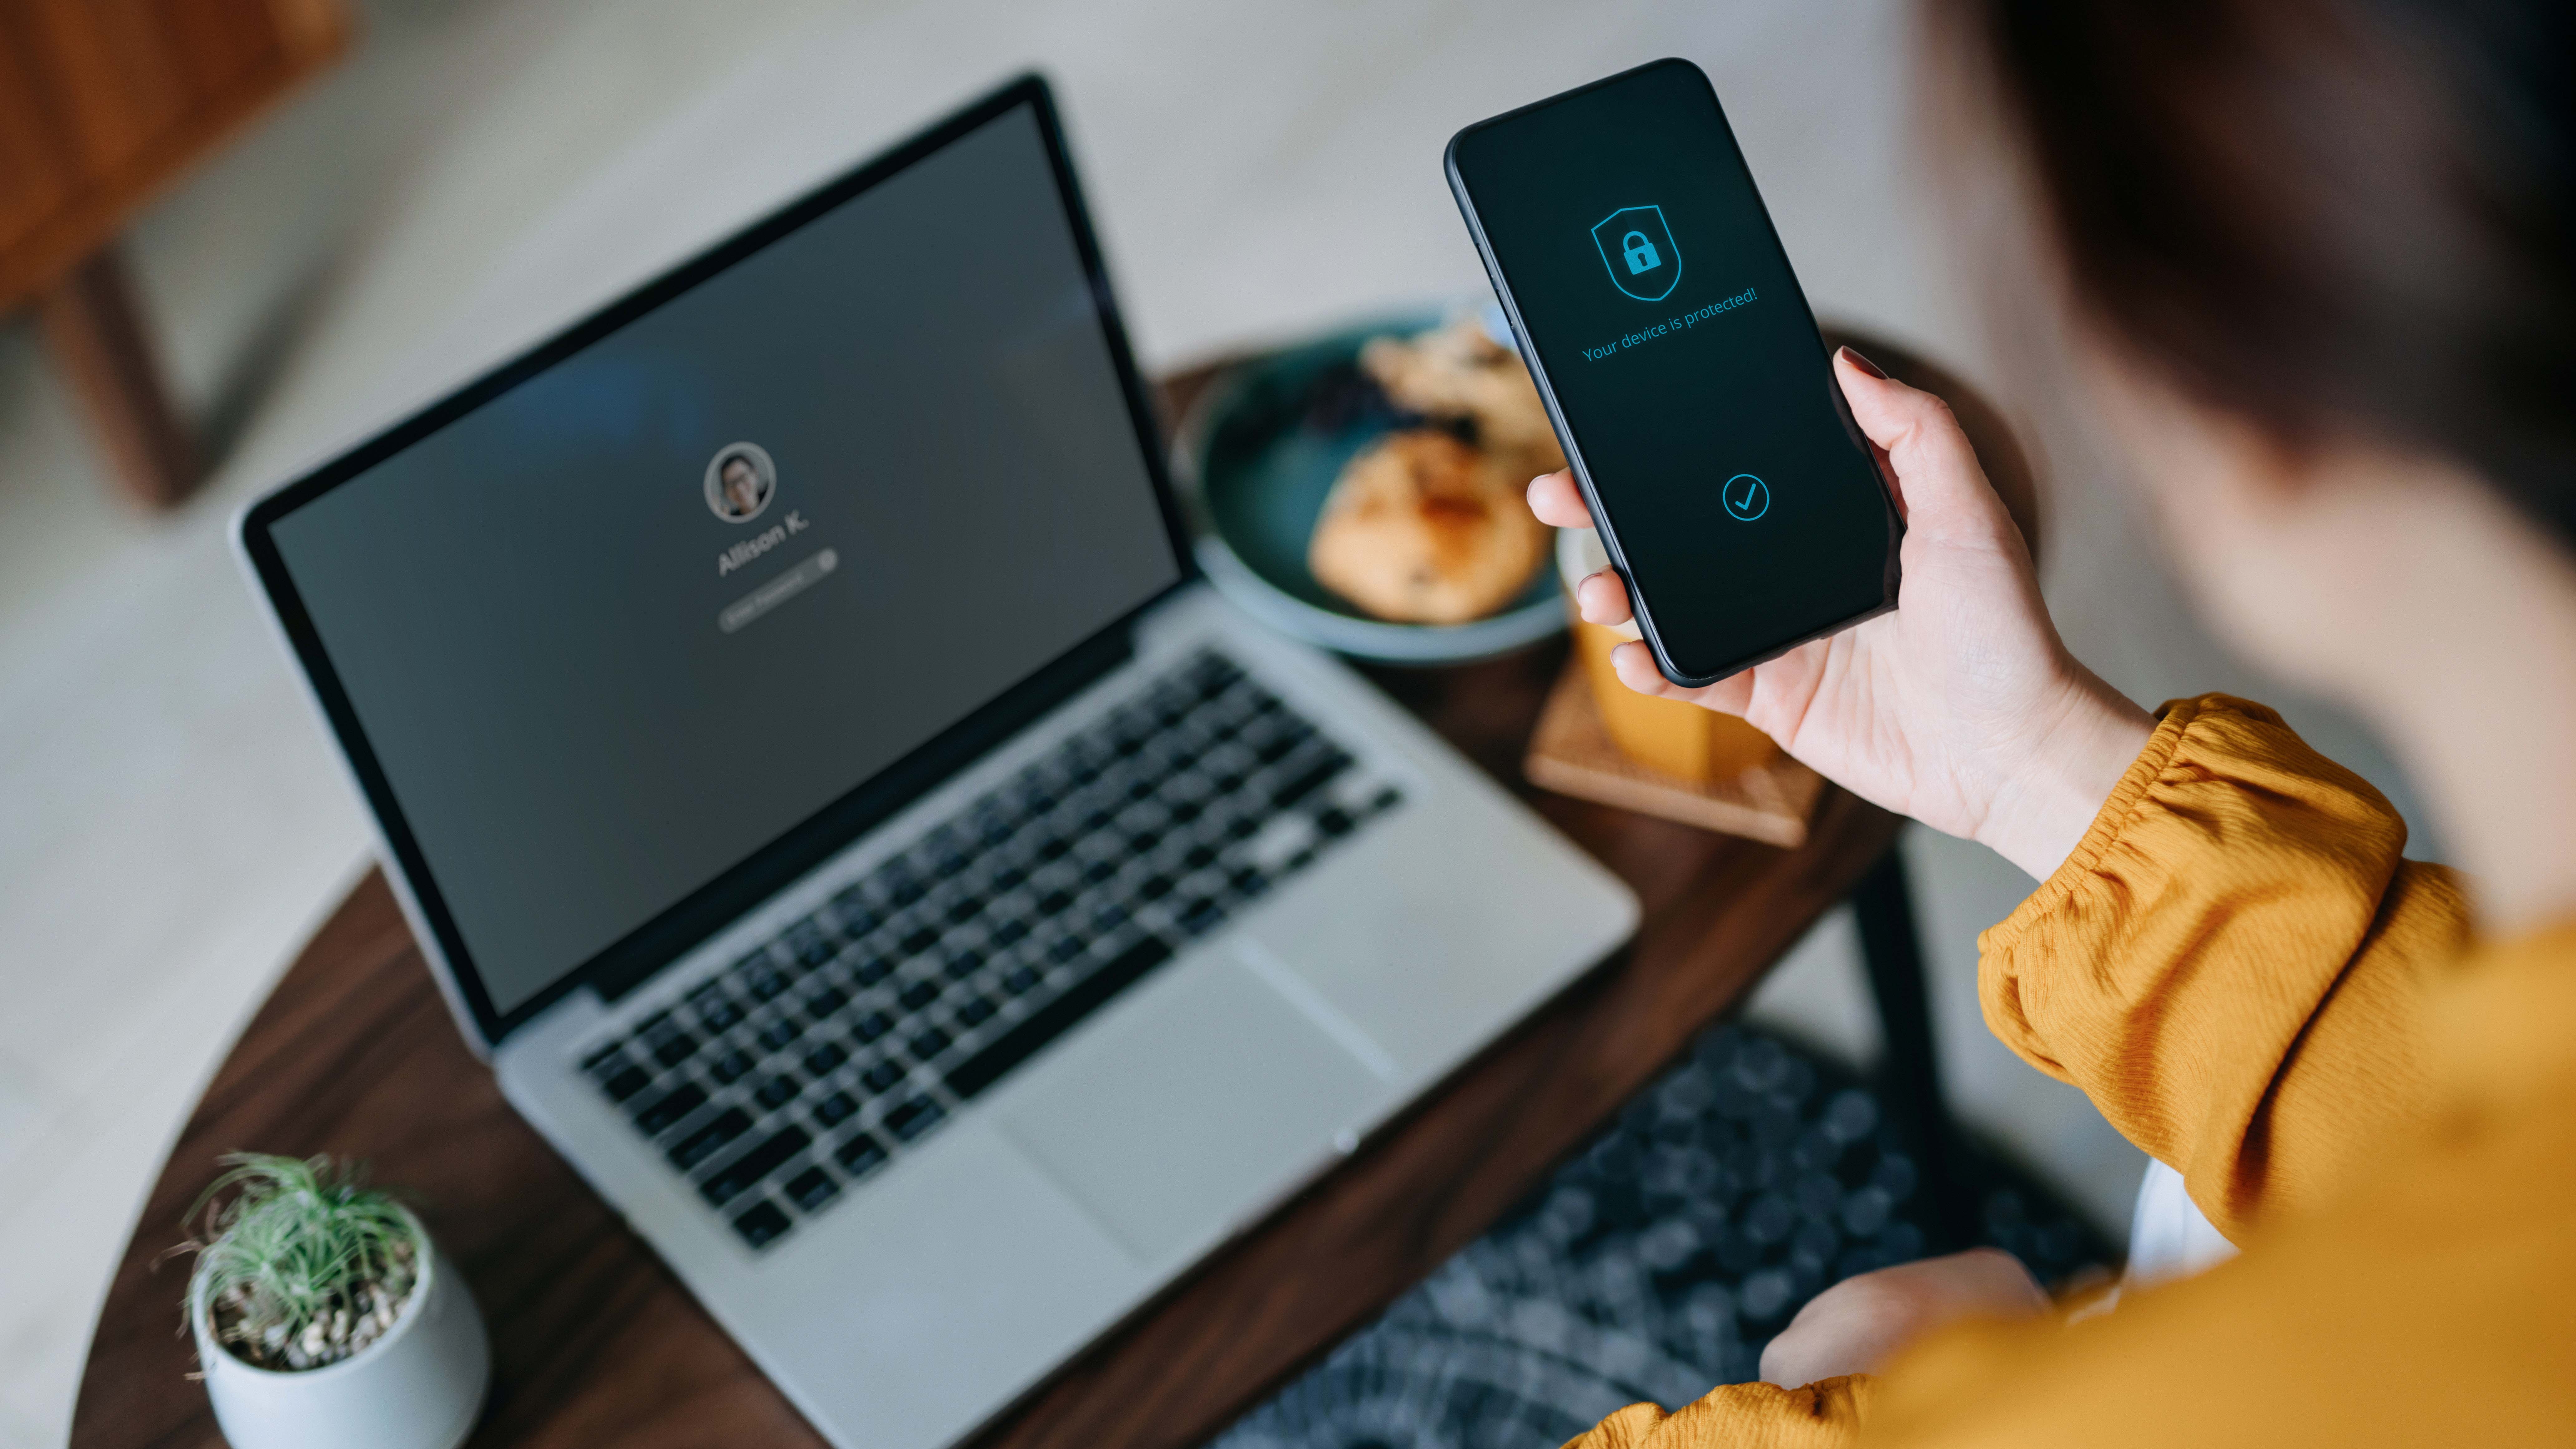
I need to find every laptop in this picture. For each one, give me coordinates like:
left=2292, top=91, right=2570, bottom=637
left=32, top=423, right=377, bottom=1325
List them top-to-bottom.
left=237, top=75, right=1637, bottom=1449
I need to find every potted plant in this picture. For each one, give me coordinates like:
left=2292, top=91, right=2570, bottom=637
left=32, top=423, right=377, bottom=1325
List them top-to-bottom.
left=176, top=1153, right=489, bottom=1449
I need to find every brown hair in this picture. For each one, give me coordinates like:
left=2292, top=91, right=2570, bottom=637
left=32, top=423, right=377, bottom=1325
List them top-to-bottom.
left=1941, top=0, right=2576, bottom=544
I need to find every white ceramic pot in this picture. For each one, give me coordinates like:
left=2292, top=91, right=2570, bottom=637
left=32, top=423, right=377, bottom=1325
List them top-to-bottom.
left=190, top=1208, right=489, bottom=1449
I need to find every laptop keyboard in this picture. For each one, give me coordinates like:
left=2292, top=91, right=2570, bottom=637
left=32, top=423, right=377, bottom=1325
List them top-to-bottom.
left=577, top=649, right=1403, bottom=1250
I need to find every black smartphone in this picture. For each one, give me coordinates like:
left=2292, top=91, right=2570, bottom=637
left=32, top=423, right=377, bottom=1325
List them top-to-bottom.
left=1446, top=58, right=1900, bottom=687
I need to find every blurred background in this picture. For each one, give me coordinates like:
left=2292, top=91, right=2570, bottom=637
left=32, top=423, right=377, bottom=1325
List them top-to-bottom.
left=0, top=1, right=2434, bottom=1443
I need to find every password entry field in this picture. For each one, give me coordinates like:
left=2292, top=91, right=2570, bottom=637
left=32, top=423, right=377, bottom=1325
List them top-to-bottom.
left=719, top=548, right=837, bottom=633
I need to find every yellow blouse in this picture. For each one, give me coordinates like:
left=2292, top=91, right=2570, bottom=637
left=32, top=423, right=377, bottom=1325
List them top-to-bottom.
left=1565, top=695, right=2576, bottom=1447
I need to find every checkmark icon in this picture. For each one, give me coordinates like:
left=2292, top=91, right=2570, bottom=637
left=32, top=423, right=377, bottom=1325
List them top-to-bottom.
left=1723, top=473, right=1769, bottom=521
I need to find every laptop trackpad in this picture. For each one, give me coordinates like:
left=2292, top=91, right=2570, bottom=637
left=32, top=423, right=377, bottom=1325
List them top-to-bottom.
left=995, top=947, right=1386, bottom=1266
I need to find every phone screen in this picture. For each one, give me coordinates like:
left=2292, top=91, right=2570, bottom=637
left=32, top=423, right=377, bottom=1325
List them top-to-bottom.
left=1447, top=59, right=1897, bottom=684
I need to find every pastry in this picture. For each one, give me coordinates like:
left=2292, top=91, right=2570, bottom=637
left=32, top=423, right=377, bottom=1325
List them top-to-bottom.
left=1360, top=316, right=1564, bottom=479
left=1309, top=428, right=1552, bottom=624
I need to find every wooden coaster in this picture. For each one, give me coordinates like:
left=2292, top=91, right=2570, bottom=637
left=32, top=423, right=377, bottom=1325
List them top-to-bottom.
left=1524, top=663, right=1823, bottom=847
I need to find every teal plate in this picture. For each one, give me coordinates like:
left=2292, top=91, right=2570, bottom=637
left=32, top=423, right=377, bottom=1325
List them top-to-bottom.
left=1171, top=312, right=1565, bottom=663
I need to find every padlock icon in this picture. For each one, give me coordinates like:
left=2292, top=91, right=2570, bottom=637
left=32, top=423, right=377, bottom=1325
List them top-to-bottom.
left=1595, top=206, right=1680, bottom=300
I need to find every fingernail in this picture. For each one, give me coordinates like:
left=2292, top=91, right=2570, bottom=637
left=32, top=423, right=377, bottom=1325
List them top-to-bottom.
left=1838, top=346, right=1888, bottom=380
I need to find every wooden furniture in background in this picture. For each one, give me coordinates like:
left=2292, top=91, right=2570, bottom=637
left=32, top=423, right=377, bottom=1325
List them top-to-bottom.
left=0, top=0, right=349, bottom=507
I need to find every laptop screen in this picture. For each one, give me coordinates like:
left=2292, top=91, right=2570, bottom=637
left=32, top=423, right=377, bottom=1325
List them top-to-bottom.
left=253, top=88, right=1184, bottom=1029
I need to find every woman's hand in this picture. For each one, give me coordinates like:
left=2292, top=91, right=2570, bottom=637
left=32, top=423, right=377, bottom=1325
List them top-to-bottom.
left=1530, top=349, right=2154, bottom=880
left=1758, top=1247, right=2050, bottom=1387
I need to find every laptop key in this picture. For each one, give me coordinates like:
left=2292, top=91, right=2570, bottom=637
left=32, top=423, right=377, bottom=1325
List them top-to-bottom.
left=1271, top=754, right=1350, bottom=809
left=831, top=892, right=877, bottom=931
left=897, top=979, right=938, bottom=1011
left=803, top=986, right=848, bottom=1019
left=956, top=996, right=997, bottom=1027
left=851, top=1010, right=893, bottom=1044
left=757, top=1017, right=803, bottom=1051
left=909, top=1027, right=952, bottom=1061
left=651, top=1033, right=700, bottom=1067
left=803, top=1041, right=847, bottom=1075
left=708, top=1049, right=755, bottom=1085
left=862, top=1060, right=905, bottom=1093
left=601, top=1064, right=652, bottom=1102
left=754, top=1075, right=801, bottom=1110
left=633, top=1082, right=707, bottom=1135
left=813, top=1090, right=859, bottom=1127
left=883, top=1096, right=945, bottom=1141
left=670, top=1107, right=752, bottom=1170
left=699, top=1124, right=811, bottom=1206
left=835, top=1133, right=890, bottom=1178
left=784, top=1166, right=840, bottom=1212
left=731, top=1199, right=792, bottom=1249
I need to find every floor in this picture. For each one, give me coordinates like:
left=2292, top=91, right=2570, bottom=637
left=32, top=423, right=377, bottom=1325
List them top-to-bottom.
left=0, top=2, right=2440, bottom=1443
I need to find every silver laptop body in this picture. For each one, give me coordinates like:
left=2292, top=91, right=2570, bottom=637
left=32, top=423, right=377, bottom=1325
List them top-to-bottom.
left=239, top=76, right=1635, bottom=1449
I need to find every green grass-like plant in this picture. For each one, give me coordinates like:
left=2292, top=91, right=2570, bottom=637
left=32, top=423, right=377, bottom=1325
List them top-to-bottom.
left=177, top=1153, right=420, bottom=1372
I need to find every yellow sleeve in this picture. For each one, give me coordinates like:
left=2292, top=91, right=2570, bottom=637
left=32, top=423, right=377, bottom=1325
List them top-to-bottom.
left=1975, top=694, right=2468, bottom=1237
left=1555, top=695, right=2483, bottom=1449
left=1561, top=929, right=2576, bottom=1448
left=1558, top=1377, right=1873, bottom=1449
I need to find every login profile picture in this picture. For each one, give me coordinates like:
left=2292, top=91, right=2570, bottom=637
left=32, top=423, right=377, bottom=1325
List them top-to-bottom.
left=1592, top=205, right=1681, bottom=302
left=704, top=442, right=777, bottom=523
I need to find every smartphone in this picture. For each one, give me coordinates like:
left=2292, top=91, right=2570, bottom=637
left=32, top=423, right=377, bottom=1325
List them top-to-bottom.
left=1446, top=58, right=1900, bottom=687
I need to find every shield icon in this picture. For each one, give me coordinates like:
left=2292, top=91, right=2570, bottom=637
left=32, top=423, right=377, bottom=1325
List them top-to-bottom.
left=1592, top=206, right=1681, bottom=302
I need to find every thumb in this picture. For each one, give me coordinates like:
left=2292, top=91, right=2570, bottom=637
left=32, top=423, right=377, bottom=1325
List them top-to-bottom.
left=1833, top=348, right=2008, bottom=541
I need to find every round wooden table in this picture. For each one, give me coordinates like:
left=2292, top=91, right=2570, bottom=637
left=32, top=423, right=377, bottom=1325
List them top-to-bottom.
left=73, top=342, right=2028, bottom=1449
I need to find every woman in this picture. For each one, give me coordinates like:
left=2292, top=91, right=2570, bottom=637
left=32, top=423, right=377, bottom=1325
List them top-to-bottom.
left=1535, top=1, right=2576, bottom=1442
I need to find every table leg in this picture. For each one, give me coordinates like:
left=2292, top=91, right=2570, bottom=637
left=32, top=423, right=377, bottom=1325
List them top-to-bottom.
left=36, top=242, right=199, bottom=510
left=1850, top=838, right=1979, bottom=1252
